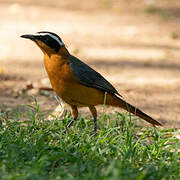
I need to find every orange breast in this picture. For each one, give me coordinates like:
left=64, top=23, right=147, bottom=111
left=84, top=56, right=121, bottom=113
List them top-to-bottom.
left=43, top=54, right=104, bottom=106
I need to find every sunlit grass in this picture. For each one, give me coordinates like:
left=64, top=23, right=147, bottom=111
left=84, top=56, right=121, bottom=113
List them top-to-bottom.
left=0, top=102, right=179, bottom=180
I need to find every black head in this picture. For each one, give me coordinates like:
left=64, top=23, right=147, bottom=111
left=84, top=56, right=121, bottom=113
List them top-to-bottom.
left=21, top=31, right=64, bottom=53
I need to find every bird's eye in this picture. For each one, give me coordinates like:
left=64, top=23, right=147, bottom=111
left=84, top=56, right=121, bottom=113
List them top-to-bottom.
left=43, top=36, right=49, bottom=42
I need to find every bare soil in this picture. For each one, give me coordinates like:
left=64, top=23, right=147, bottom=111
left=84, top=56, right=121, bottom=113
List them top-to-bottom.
left=1, top=0, right=180, bottom=127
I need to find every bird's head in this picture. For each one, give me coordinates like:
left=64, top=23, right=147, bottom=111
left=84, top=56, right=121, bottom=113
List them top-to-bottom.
left=21, top=31, right=65, bottom=55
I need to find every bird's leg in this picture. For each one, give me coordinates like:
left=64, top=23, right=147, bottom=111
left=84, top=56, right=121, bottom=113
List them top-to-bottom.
left=67, top=105, right=78, bottom=128
left=89, top=105, right=97, bottom=133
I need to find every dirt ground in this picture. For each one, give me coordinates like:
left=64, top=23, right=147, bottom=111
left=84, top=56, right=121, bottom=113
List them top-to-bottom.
left=1, top=0, right=180, bottom=128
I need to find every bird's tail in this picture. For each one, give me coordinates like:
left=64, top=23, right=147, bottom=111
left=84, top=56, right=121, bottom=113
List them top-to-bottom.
left=107, top=94, right=162, bottom=126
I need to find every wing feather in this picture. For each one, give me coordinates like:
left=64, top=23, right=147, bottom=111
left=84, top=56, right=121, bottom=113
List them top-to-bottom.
left=69, top=55, right=122, bottom=97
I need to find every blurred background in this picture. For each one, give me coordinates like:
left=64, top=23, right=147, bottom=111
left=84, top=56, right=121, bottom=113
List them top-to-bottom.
left=1, top=0, right=180, bottom=127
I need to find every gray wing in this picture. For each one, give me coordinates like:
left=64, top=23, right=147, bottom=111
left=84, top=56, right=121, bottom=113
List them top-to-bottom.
left=69, top=55, right=122, bottom=96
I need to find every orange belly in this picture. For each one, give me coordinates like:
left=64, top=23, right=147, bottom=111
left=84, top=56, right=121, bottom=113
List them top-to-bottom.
left=44, top=54, right=105, bottom=106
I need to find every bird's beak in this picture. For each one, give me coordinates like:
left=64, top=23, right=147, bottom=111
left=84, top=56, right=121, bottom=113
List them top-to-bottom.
left=20, top=34, right=37, bottom=40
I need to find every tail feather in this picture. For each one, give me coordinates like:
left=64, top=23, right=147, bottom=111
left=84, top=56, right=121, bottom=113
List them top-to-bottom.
left=108, top=95, right=162, bottom=126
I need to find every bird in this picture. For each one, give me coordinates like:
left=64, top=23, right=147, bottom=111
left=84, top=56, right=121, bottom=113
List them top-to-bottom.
left=21, top=31, right=162, bottom=132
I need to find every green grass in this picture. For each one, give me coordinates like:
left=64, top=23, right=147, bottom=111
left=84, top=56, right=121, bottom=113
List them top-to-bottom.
left=144, top=5, right=180, bottom=21
left=0, top=103, right=179, bottom=180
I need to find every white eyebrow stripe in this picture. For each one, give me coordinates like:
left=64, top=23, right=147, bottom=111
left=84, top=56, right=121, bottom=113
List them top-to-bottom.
left=37, top=32, right=64, bottom=46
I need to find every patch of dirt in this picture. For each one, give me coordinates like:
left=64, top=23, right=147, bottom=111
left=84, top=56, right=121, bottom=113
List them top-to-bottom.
left=1, top=0, right=180, bottom=127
